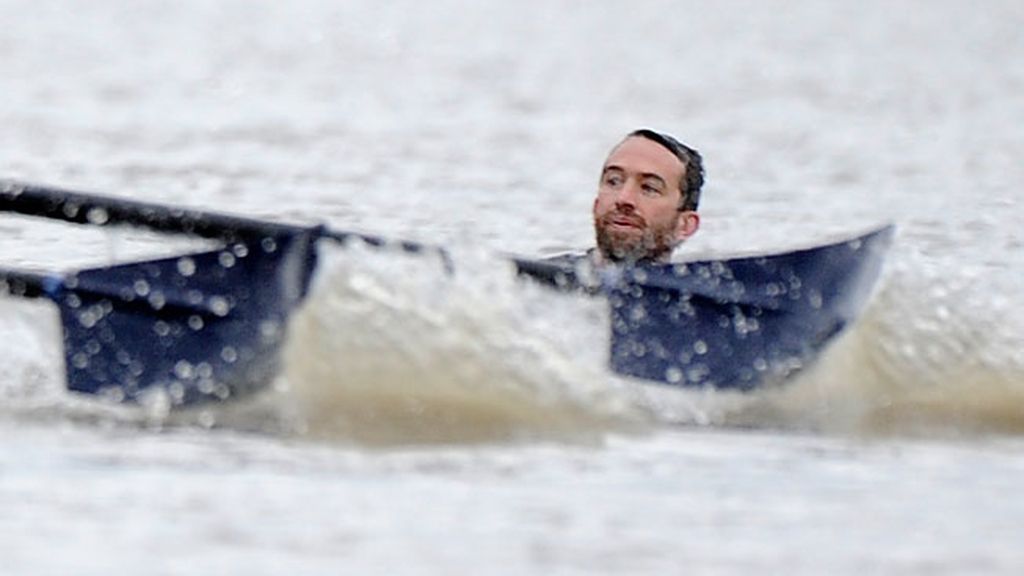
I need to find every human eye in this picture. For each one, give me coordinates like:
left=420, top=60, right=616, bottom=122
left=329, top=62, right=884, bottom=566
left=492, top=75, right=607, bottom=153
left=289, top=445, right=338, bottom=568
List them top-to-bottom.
left=602, top=172, right=623, bottom=187
left=641, top=183, right=664, bottom=196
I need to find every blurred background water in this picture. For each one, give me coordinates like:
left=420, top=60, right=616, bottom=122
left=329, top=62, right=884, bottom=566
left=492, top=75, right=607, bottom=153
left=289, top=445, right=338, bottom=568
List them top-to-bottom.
left=1, top=0, right=1023, bottom=574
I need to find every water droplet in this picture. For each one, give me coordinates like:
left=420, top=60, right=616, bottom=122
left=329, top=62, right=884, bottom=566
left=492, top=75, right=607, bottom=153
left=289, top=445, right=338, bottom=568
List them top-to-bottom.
left=86, top=207, right=109, bottom=225
left=261, top=237, right=278, bottom=253
left=232, top=243, right=249, bottom=258
left=218, top=252, right=236, bottom=268
left=176, top=257, right=196, bottom=277
left=134, top=279, right=151, bottom=297
left=119, top=287, right=136, bottom=301
left=148, top=291, right=166, bottom=310
left=208, top=296, right=231, bottom=317
left=77, top=309, right=99, bottom=328
left=188, top=315, right=204, bottom=331
left=259, top=320, right=280, bottom=340
left=153, top=321, right=171, bottom=337
left=84, top=339, right=101, bottom=355
left=693, top=340, right=708, bottom=355
left=220, top=346, right=238, bottom=363
left=71, top=352, right=89, bottom=369
left=174, top=360, right=195, bottom=380
left=196, top=362, right=213, bottom=379
left=665, top=366, right=683, bottom=384
left=198, top=379, right=216, bottom=394
left=168, top=382, right=186, bottom=402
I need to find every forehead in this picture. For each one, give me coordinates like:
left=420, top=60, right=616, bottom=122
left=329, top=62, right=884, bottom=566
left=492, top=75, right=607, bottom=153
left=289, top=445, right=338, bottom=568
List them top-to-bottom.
left=603, top=136, right=685, bottom=183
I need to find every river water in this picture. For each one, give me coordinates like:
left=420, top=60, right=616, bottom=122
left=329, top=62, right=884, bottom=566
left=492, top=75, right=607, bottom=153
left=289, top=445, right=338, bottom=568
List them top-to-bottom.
left=1, top=1, right=1023, bottom=573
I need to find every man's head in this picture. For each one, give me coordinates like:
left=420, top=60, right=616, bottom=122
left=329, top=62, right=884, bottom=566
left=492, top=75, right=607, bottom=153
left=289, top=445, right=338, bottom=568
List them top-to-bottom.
left=593, top=129, right=703, bottom=263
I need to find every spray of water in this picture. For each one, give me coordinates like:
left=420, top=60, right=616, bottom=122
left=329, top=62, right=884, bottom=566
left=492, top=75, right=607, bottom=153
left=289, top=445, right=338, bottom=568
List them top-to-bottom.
left=281, top=243, right=649, bottom=445
left=728, top=252, right=1024, bottom=436
left=0, top=296, right=150, bottom=428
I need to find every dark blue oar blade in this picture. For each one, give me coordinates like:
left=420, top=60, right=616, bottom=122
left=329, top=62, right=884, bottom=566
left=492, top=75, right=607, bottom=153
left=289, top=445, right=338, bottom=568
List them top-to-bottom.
left=607, top=226, right=894, bottom=388
left=52, top=227, right=320, bottom=405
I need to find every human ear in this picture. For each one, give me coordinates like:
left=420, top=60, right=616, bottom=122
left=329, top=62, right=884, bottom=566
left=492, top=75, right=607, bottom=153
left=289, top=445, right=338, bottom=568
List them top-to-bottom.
left=675, top=211, right=700, bottom=240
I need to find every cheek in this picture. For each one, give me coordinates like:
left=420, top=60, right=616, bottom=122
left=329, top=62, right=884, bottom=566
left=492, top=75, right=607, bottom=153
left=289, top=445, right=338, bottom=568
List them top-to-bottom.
left=644, top=200, right=680, bottom=226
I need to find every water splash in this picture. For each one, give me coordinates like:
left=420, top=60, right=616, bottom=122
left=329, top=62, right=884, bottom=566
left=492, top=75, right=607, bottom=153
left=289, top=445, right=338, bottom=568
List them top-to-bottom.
left=281, top=243, right=649, bottom=445
left=727, top=252, right=1024, bottom=436
left=0, top=296, right=150, bottom=428
left=0, top=297, right=65, bottom=407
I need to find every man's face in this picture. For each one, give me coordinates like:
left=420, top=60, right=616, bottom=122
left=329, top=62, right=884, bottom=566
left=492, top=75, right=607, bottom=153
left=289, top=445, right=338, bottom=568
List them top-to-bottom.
left=593, top=136, right=698, bottom=263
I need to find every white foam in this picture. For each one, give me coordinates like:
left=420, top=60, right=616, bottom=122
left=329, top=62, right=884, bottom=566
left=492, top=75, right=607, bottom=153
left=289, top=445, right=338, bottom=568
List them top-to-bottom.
left=281, top=243, right=649, bottom=445
left=724, top=250, right=1024, bottom=436
left=0, top=297, right=66, bottom=408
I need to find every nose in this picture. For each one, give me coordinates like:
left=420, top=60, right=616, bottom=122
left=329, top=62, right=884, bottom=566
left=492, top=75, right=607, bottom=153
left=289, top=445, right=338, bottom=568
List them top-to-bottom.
left=615, top=179, right=640, bottom=208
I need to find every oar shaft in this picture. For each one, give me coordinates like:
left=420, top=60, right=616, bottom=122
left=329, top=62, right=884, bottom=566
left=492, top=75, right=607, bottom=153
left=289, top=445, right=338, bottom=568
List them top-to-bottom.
left=1, top=179, right=548, bottom=281
left=0, top=180, right=305, bottom=241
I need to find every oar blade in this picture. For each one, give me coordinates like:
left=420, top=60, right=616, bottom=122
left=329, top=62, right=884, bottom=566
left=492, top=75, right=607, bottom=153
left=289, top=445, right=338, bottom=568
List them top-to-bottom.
left=608, top=226, right=895, bottom=388
left=54, top=229, right=319, bottom=405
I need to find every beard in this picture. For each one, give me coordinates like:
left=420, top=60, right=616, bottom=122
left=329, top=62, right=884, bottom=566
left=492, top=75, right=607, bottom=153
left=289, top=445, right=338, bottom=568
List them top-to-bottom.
left=594, top=210, right=678, bottom=264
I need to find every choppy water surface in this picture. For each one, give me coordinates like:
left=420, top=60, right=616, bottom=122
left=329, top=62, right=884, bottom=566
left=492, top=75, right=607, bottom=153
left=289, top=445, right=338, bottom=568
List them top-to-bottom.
left=1, top=1, right=1023, bottom=573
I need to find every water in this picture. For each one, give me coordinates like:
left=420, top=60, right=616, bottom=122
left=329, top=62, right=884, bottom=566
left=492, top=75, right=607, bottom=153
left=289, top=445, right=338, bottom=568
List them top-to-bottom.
left=2, top=0, right=1024, bottom=573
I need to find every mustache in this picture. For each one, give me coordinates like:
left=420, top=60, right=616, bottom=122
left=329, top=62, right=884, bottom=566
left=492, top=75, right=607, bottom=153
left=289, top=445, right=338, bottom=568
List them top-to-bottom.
left=600, top=209, right=646, bottom=229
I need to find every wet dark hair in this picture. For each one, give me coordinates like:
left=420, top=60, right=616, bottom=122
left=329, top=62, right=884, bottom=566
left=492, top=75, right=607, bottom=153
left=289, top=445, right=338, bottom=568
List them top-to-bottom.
left=627, top=129, right=704, bottom=211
